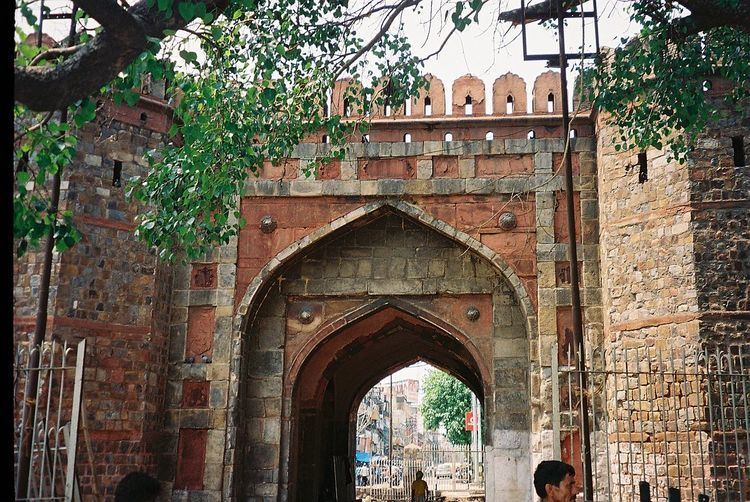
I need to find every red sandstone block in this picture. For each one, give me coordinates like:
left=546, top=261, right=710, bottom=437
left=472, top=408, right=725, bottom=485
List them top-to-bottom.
left=552, top=153, right=580, bottom=175
left=476, top=155, right=533, bottom=176
left=433, top=156, right=459, bottom=178
left=358, top=158, right=416, bottom=179
left=259, top=159, right=299, bottom=179
left=318, top=160, right=341, bottom=180
left=554, top=191, right=582, bottom=243
left=455, top=202, right=500, bottom=229
left=421, top=203, right=457, bottom=227
left=480, top=232, right=535, bottom=255
left=512, top=259, right=537, bottom=276
left=554, top=261, right=582, bottom=286
left=191, top=263, right=218, bottom=289
left=186, top=306, right=215, bottom=358
left=182, top=380, right=210, bottom=408
left=175, top=429, right=207, bottom=490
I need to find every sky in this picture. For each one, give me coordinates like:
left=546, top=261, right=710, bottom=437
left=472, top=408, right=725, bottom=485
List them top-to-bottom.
left=383, top=0, right=641, bottom=113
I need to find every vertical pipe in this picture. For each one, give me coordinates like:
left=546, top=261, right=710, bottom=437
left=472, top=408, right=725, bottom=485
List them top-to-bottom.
left=554, top=0, right=594, bottom=496
left=553, top=344, right=562, bottom=461
left=567, top=345, right=574, bottom=476
left=389, top=373, right=393, bottom=498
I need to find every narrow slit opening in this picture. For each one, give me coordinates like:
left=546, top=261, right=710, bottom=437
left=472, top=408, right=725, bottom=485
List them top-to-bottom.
left=733, top=136, right=745, bottom=166
left=638, top=152, right=648, bottom=183
left=113, top=160, right=123, bottom=188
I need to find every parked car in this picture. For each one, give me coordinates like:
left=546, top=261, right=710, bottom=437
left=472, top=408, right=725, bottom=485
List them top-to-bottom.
left=435, top=463, right=454, bottom=479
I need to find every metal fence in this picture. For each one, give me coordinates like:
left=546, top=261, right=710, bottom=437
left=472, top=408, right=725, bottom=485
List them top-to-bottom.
left=14, top=339, right=86, bottom=501
left=553, top=342, right=750, bottom=502
left=356, top=445, right=484, bottom=501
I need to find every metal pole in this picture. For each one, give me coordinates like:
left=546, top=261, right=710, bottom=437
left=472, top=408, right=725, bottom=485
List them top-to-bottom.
left=555, top=0, right=594, bottom=497
left=16, top=8, right=78, bottom=498
left=552, top=343, right=562, bottom=461
left=389, top=374, right=393, bottom=496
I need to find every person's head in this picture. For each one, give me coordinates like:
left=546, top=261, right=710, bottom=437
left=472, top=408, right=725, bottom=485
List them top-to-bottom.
left=533, top=461, right=579, bottom=501
left=415, top=470, right=423, bottom=480
left=115, top=471, right=161, bottom=502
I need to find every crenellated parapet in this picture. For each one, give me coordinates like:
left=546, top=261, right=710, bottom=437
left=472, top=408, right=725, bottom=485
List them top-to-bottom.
left=532, top=70, right=563, bottom=114
left=326, top=71, right=574, bottom=120
left=493, top=73, right=527, bottom=115
left=452, top=75, right=486, bottom=115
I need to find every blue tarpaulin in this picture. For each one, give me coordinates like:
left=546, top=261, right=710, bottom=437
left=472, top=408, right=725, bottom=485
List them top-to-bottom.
left=355, top=451, right=371, bottom=463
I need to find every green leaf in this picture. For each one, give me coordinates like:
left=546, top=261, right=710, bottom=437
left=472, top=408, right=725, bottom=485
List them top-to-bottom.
left=177, top=2, right=196, bottom=21
left=180, top=50, right=198, bottom=63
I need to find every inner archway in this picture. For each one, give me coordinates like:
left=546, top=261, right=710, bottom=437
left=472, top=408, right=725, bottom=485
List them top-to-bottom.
left=291, top=305, right=487, bottom=502
left=354, top=362, right=485, bottom=501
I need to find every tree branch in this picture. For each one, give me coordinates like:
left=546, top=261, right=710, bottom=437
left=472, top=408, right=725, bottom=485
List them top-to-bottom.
left=15, top=0, right=229, bottom=111
left=331, top=0, right=420, bottom=82
left=497, top=0, right=750, bottom=35
left=29, top=44, right=85, bottom=65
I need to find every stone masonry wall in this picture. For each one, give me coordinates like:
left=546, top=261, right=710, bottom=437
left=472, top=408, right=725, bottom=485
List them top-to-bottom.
left=596, top=92, right=750, bottom=500
left=13, top=95, right=174, bottom=499
left=687, top=97, right=750, bottom=500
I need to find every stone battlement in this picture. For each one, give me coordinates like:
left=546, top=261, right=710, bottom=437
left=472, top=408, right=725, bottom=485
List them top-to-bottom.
left=330, top=70, right=571, bottom=119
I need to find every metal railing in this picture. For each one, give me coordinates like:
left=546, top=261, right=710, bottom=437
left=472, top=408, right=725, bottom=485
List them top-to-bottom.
left=14, top=339, right=86, bottom=501
left=553, top=342, right=750, bottom=502
left=356, top=445, right=484, bottom=501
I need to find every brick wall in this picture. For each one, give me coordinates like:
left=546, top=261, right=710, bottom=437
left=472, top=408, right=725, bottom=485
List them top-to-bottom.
left=13, top=97, right=174, bottom=499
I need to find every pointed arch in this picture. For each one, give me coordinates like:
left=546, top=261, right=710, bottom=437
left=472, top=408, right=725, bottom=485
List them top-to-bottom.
left=233, top=199, right=534, bottom=335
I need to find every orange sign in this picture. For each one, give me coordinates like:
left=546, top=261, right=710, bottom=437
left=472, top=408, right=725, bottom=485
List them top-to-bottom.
left=465, top=411, right=475, bottom=431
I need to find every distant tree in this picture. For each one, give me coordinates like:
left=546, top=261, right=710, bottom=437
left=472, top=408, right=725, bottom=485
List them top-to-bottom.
left=421, top=371, right=472, bottom=445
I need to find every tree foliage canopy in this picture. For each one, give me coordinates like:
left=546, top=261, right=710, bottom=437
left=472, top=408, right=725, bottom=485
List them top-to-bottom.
left=13, top=0, right=750, bottom=260
left=421, top=370, right=472, bottom=445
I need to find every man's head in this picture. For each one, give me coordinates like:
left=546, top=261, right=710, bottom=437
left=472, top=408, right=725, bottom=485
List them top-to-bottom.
left=533, top=461, right=579, bottom=501
left=415, top=470, right=423, bottom=480
left=114, top=472, right=161, bottom=502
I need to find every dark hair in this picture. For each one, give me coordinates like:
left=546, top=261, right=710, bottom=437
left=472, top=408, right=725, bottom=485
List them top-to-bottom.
left=533, top=460, right=575, bottom=498
left=115, top=472, right=161, bottom=502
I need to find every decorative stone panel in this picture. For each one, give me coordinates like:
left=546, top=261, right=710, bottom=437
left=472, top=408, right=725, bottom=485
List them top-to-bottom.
left=186, top=306, right=215, bottom=358
left=175, top=429, right=208, bottom=490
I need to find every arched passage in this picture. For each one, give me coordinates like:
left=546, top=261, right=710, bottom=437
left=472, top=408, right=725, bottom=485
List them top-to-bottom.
left=231, top=206, right=535, bottom=501
left=291, top=304, right=488, bottom=501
